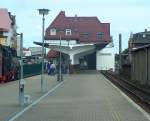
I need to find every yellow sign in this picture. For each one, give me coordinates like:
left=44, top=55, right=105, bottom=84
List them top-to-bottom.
left=0, top=38, right=6, bottom=45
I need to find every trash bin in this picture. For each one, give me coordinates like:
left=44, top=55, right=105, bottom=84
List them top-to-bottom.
left=24, top=95, right=31, bottom=104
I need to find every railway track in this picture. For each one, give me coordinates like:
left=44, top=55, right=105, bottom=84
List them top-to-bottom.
left=101, top=71, right=150, bottom=111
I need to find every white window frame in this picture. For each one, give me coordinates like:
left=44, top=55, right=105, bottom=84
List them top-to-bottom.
left=50, top=28, right=56, bottom=35
left=66, top=29, right=71, bottom=36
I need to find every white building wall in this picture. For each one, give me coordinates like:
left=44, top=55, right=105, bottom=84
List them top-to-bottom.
left=6, top=25, right=17, bottom=48
left=6, top=28, right=13, bottom=46
left=17, top=36, right=20, bottom=56
left=96, top=43, right=115, bottom=71
left=29, top=47, right=42, bottom=55
left=23, top=50, right=31, bottom=56
left=74, top=54, right=80, bottom=65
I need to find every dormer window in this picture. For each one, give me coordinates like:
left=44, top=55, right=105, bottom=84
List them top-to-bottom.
left=50, top=28, right=56, bottom=35
left=66, top=29, right=71, bottom=36
left=97, top=32, right=104, bottom=40
left=143, top=34, right=146, bottom=38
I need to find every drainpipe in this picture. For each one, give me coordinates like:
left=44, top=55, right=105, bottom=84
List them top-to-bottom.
left=119, top=34, right=122, bottom=71
left=145, top=48, right=148, bottom=85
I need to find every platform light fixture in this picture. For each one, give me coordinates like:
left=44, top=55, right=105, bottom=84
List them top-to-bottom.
left=37, top=8, right=50, bottom=93
left=16, top=33, right=24, bottom=106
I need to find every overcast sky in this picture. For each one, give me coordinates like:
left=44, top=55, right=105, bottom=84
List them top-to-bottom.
left=0, top=0, right=150, bottom=53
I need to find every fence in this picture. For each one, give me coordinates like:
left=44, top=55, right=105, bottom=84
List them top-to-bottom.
left=131, top=45, right=150, bottom=85
left=23, top=63, right=42, bottom=77
left=120, top=64, right=131, bottom=80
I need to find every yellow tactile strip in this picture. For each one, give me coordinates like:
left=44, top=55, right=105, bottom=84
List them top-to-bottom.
left=105, top=95, right=122, bottom=121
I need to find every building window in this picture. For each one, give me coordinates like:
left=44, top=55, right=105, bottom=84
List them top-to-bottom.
left=50, top=29, right=56, bottom=35
left=66, top=29, right=71, bottom=36
left=0, top=31, right=3, bottom=36
left=81, top=32, right=89, bottom=39
left=97, top=32, right=104, bottom=40
left=143, top=34, right=146, bottom=38
left=0, top=38, right=6, bottom=45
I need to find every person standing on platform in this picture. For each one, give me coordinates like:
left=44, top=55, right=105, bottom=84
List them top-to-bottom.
left=47, top=61, right=51, bottom=75
left=50, top=63, right=56, bottom=76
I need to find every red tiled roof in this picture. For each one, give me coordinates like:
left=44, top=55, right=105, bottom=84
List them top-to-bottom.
left=0, top=8, right=11, bottom=32
left=45, top=11, right=110, bottom=43
left=47, top=50, right=59, bottom=58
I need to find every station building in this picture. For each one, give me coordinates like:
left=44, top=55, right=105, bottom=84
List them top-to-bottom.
left=0, top=8, right=17, bottom=48
left=35, top=11, right=115, bottom=71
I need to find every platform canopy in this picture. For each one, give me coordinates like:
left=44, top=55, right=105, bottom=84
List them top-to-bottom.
left=34, top=41, right=108, bottom=64
left=34, top=42, right=108, bottom=54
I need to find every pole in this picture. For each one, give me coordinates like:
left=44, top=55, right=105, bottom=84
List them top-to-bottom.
left=41, top=14, right=45, bottom=92
left=19, top=33, right=25, bottom=106
left=119, top=33, right=122, bottom=71
left=57, top=34, right=63, bottom=81
left=59, top=35, right=62, bottom=81
left=68, top=40, right=70, bottom=75
left=145, top=48, right=148, bottom=85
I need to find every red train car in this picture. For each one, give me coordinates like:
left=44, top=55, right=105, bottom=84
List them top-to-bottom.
left=0, top=45, right=19, bottom=83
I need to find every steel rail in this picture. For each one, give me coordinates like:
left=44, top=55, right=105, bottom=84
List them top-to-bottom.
left=101, top=71, right=150, bottom=106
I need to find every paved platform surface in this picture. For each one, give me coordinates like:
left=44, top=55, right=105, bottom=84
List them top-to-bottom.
left=0, top=71, right=149, bottom=121
left=6, top=71, right=150, bottom=121
left=0, top=74, right=62, bottom=121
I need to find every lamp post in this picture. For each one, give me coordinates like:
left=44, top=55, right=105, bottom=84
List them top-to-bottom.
left=38, top=8, right=49, bottom=93
left=57, top=30, right=64, bottom=82
left=17, top=33, right=24, bottom=106
left=57, top=35, right=63, bottom=81
left=59, top=35, right=62, bottom=81
left=67, top=39, right=70, bottom=75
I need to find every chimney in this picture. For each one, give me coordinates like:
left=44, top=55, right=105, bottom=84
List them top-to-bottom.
left=60, top=11, right=65, bottom=16
left=74, top=14, right=78, bottom=21
left=145, top=29, right=147, bottom=32
left=130, top=32, right=133, bottom=39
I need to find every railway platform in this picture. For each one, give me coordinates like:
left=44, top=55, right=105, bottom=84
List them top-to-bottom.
left=0, top=71, right=150, bottom=121
left=0, top=74, right=62, bottom=121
